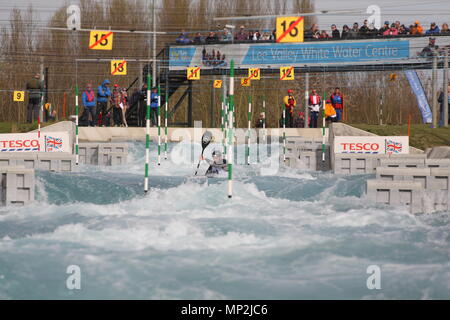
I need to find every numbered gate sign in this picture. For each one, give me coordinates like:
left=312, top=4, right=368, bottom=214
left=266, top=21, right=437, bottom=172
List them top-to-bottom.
left=276, top=17, right=304, bottom=43
left=89, top=30, right=114, bottom=50
left=111, top=60, right=127, bottom=75
left=187, top=67, right=201, bottom=80
left=280, top=67, right=295, bottom=81
left=248, top=68, right=260, bottom=80
left=241, top=78, right=251, bottom=87
left=213, top=80, right=223, bottom=88
left=13, top=91, right=25, bottom=102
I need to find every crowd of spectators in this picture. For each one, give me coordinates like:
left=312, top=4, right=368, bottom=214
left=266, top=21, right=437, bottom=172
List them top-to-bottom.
left=176, top=20, right=450, bottom=45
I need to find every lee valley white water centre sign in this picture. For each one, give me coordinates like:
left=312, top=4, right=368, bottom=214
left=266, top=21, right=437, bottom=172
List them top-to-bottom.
left=0, top=132, right=71, bottom=153
left=334, top=136, right=410, bottom=155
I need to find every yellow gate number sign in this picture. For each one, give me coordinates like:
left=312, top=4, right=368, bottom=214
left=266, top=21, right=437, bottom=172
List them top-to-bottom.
left=276, top=17, right=304, bottom=43
left=89, top=30, right=114, bottom=50
left=111, top=60, right=127, bottom=75
left=280, top=66, right=295, bottom=81
left=187, top=67, right=201, bottom=80
left=248, top=68, right=260, bottom=80
left=241, top=78, right=251, bottom=87
left=213, top=80, right=222, bottom=88
left=13, top=91, right=25, bottom=102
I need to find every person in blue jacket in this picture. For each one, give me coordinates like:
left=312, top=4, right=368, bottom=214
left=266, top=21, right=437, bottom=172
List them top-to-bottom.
left=97, top=79, right=111, bottom=126
left=81, top=83, right=96, bottom=126
left=150, top=87, right=159, bottom=127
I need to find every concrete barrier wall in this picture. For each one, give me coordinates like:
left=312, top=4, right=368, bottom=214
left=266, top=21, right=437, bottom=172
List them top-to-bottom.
left=284, top=137, right=331, bottom=171
left=78, top=143, right=128, bottom=166
left=0, top=153, right=76, bottom=172
left=0, top=166, right=34, bottom=206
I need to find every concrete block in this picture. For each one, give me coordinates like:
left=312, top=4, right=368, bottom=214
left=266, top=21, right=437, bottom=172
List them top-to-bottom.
left=78, top=143, right=100, bottom=165
left=427, top=146, right=450, bottom=159
left=110, top=152, right=127, bottom=166
left=0, top=153, right=38, bottom=169
left=36, top=153, right=76, bottom=172
left=334, top=154, right=387, bottom=175
left=379, top=158, right=426, bottom=168
left=426, top=159, right=450, bottom=168
left=0, top=166, right=35, bottom=206
left=366, top=180, right=423, bottom=214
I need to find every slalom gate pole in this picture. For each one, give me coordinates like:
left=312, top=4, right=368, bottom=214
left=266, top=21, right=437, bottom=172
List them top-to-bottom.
left=227, top=60, right=235, bottom=199
left=144, top=75, right=151, bottom=193
left=157, top=84, right=161, bottom=166
left=75, top=85, right=79, bottom=165
left=164, top=94, right=168, bottom=160
left=221, top=94, right=225, bottom=133
left=246, top=94, right=252, bottom=165
left=223, top=96, right=229, bottom=156
left=262, top=97, right=266, bottom=142
left=322, top=97, right=326, bottom=162
left=282, top=108, right=286, bottom=162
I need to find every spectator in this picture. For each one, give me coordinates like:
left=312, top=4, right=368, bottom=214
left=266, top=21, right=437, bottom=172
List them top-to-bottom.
left=359, top=20, right=370, bottom=38
left=379, top=21, right=390, bottom=35
left=394, top=21, right=401, bottom=31
left=410, top=21, right=424, bottom=35
left=349, top=22, right=359, bottom=38
left=426, top=22, right=440, bottom=35
left=368, top=23, right=379, bottom=38
left=383, top=23, right=399, bottom=36
left=441, top=23, right=450, bottom=35
left=311, top=24, right=320, bottom=39
left=331, top=24, right=340, bottom=39
left=398, top=24, right=409, bottom=35
left=341, top=25, right=350, bottom=39
left=235, top=26, right=248, bottom=41
left=221, top=28, right=233, bottom=42
left=271, top=29, right=276, bottom=41
left=176, top=30, right=191, bottom=44
left=320, top=30, right=330, bottom=39
left=252, top=31, right=261, bottom=41
left=261, top=31, right=271, bottom=41
left=193, top=32, right=204, bottom=44
left=205, top=32, right=218, bottom=44
left=419, top=37, right=439, bottom=57
left=25, top=72, right=43, bottom=123
left=97, top=79, right=111, bottom=127
left=81, top=83, right=96, bottom=127
left=110, top=84, right=122, bottom=127
left=438, top=85, right=450, bottom=127
left=150, top=87, right=159, bottom=127
left=330, top=87, right=344, bottom=122
left=119, top=88, right=128, bottom=127
left=283, top=89, right=296, bottom=128
left=308, top=89, right=322, bottom=128
left=324, top=99, right=337, bottom=122
left=293, top=111, right=306, bottom=128
left=255, top=112, right=265, bottom=128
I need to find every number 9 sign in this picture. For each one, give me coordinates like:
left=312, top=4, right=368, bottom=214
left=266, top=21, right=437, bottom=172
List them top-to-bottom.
left=13, top=91, right=25, bottom=102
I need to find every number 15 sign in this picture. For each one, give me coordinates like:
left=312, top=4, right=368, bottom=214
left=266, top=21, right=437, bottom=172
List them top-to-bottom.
left=276, top=17, right=304, bottom=43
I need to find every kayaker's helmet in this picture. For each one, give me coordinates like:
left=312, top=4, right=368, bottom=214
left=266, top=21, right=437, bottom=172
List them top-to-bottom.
left=212, top=150, right=222, bottom=158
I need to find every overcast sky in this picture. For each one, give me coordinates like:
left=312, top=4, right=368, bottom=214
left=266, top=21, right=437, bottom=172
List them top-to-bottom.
left=0, top=0, right=449, bottom=30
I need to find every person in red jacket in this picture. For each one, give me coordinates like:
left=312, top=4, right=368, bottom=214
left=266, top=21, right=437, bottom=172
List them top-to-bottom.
left=330, top=87, right=344, bottom=122
left=308, top=89, right=322, bottom=128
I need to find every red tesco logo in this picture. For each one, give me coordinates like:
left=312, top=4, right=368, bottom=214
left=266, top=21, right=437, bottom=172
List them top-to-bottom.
left=340, top=142, right=380, bottom=152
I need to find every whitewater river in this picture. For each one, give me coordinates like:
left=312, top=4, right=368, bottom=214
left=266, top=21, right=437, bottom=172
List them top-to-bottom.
left=0, top=142, right=449, bottom=299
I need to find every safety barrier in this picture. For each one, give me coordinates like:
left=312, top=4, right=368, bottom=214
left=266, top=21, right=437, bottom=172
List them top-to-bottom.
left=284, top=137, right=331, bottom=171
left=0, top=153, right=76, bottom=172
left=0, top=166, right=34, bottom=206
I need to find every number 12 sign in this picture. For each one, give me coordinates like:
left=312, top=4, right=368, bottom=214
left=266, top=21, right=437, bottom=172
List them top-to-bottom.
left=276, top=17, right=304, bottom=43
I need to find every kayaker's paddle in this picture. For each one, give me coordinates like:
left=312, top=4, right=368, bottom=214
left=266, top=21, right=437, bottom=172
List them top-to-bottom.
left=194, top=131, right=213, bottom=176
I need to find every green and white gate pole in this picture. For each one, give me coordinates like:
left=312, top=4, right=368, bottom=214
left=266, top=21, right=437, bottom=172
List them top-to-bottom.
left=227, top=60, right=235, bottom=199
left=144, top=75, right=151, bottom=193
left=157, top=84, right=161, bottom=166
left=75, top=85, right=79, bottom=165
left=164, top=94, right=168, bottom=160
left=246, top=94, right=252, bottom=165
left=322, top=95, right=326, bottom=162
left=282, top=108, right=286, bottom=162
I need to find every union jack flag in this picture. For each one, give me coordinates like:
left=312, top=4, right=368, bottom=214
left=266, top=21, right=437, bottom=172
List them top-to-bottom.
left=45, top=136, right=63, bottom=152
left=386, top=139, right=403, bottom=154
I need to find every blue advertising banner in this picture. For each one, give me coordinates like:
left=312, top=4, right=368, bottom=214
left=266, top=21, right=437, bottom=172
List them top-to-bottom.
left=404, top=70, right=433, bottom=124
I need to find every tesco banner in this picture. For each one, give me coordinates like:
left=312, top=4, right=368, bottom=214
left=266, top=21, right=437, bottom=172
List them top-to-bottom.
left=0, top=132, right=71, bottom=153
left=334, top=136, right=409, bottom=155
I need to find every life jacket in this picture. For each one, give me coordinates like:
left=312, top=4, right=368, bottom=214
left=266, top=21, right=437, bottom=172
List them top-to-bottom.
left=84, top=90, right=95, bottom=102
left=309, top=94, right=321, bottom=105
left=331, top=94, right=343, bottom=105
left=287, top=95, right=295, bottom=108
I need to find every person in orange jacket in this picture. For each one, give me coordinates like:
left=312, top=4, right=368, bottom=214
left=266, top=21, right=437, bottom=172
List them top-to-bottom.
left=282, top=89, right=296, bottom=128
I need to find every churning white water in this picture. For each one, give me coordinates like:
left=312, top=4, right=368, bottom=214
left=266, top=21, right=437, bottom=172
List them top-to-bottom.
left=0, top=142, right=449, bottom=299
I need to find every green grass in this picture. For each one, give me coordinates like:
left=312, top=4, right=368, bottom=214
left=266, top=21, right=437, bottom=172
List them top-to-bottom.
left=0, top=121, right=57, bottom=134
left=351, top=124, right=450, bottom=150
